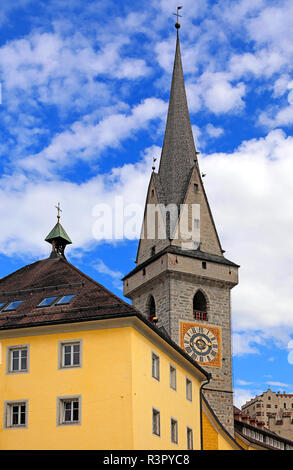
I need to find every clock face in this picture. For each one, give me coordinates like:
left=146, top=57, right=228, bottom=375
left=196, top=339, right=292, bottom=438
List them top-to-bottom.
left=181, top=323, right=221, bottom=367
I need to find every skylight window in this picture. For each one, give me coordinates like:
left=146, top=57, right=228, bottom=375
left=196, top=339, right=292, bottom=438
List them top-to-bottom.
left=37, top=295, right=76, bottom=309
left=56, top=295, right=75, bottom=305
left=38, top=297, right=58, bottom=307
left=3, top=301, right=23, bottom=312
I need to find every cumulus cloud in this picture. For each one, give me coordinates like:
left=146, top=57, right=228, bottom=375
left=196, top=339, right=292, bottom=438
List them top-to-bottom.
left=185, top=74, right=246, bottom=115
left=203, top=77, right=245, bottom=114
left=19, top=98, right=167, bottom=175
left=205, top=123, right=224, bottom=138
left=201, top=129, right=293, bottom=338
left=0, top=145, right=158, bottom=257
left=94, top=259, right=123, bottom=291
left=232, top=333, right=264, bottom=356
left=266, top=381, right=289, bottom=388
left=234, top=388, right=255, bottom=409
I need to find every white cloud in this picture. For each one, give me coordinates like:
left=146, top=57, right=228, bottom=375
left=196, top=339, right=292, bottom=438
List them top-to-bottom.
left=0, top=29, right=150, bottom=92
left=229, top=50, right=285, bottom=80
left=186, top=74, right=246, bottom=115
left=273, top=76, right=292, bottom=98
left=204, top=78, right=245, bottom=114
left=19, top=98, right=167, bottom=175
left=259, top=104, right=293, bottom=129
left=205, top=123, right=224, bottom=138
left=200, top=129, right=293, bottom=338
left=0, top=145, right=157, bottom=258
left=94, top=259, right=123, bottom=291
left=233, top=333, right=263, bottom=356
left=236, top=379, right=254, bottom=386
left=266, top=381, right=289, bottom=389
left=233, top=388, right=254, bottom=409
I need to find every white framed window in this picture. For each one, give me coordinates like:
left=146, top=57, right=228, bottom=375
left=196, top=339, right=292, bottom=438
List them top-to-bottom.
left=59, top=340, right=82, bottom=368
left=7, top=345, right=29, bottom=373
left=152, top=352, right=160, bottom=381
left=169, top=364, right=177, bottom=391
left=186, top=378, right=192, bottom=401
left=57, top=396, right=81, bottom=425
left=5, top=401, right=28, bottom=428
left=152, top=408, right=160, bottom=436
left=171, top=418, right=178, bottom=444
left=187, top=427, right=193, bottom=449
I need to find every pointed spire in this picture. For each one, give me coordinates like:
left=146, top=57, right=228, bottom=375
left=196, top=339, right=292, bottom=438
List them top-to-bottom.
left=158, top=25, right=198, bottom=206
left=45, top=204, right=72, bottom=259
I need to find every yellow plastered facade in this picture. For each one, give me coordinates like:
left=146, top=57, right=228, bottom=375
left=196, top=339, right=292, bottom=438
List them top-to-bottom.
left=0, top=320, right=203, bottom=450
left=202, top=404, right=241, bottom=450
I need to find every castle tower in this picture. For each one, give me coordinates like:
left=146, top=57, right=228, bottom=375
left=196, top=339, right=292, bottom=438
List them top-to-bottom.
left=123, top=23, right=239, bottom=435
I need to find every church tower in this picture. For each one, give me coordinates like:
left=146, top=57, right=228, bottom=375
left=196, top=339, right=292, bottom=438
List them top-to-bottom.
left=123, top=21, right=239, bottom=436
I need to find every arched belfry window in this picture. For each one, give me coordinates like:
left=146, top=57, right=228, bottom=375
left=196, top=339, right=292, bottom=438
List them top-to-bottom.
left=193, top=291, right=208, bottom=321
left=148, top=295, right=157, bottom=322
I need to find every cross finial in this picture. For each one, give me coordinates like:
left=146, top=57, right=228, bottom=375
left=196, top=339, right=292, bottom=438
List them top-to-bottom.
left=173, top=5, right=183, bottom=29
left=55, top=202, right=62, bottom=222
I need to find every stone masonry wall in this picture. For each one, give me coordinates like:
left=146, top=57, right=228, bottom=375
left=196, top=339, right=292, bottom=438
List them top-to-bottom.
left=129, top=267, right=235, bottom=436
left=168, top=271, right=234, bottom=436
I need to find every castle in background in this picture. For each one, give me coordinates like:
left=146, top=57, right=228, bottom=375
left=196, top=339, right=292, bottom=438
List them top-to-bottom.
left=241, top=389, right=293, bottom=440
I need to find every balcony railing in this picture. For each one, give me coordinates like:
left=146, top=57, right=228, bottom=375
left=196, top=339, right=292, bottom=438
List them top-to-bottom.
left=193, top=310, right=208, bottom=321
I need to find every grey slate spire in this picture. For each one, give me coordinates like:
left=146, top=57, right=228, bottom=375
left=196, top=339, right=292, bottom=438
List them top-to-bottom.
left=158, top=29, right=198, bottom=206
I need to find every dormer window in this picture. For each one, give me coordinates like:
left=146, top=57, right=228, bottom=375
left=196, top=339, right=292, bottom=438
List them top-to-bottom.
left=2, top=301, right=23, bottom=312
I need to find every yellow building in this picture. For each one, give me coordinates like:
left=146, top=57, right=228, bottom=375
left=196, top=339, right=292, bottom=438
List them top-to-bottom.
left=0, top=236, right=241, bottom=450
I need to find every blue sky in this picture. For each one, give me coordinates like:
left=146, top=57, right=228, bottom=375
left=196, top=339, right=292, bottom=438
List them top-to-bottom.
left=0, top=0, right=293, bottom=408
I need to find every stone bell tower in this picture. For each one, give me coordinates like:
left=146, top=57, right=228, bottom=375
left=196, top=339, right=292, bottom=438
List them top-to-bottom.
left=123, top=22, right=239, bottom=436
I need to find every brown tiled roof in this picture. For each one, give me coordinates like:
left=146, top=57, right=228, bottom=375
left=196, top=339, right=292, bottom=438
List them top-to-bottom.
left=0, top=257, right=136, bottom=330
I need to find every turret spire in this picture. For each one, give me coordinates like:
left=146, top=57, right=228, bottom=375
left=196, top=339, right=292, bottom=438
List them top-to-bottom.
left=45, top=203, right=72, bottom=259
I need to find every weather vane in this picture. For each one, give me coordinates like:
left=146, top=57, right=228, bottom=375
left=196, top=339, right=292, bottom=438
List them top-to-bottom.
left=173, top=5, right=183, bottom=28
left=55, top=202, right=62, bottom=222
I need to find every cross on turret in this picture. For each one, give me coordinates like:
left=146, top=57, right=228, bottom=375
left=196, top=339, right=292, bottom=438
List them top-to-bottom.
left=55, top=202, right=62, bottom=221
